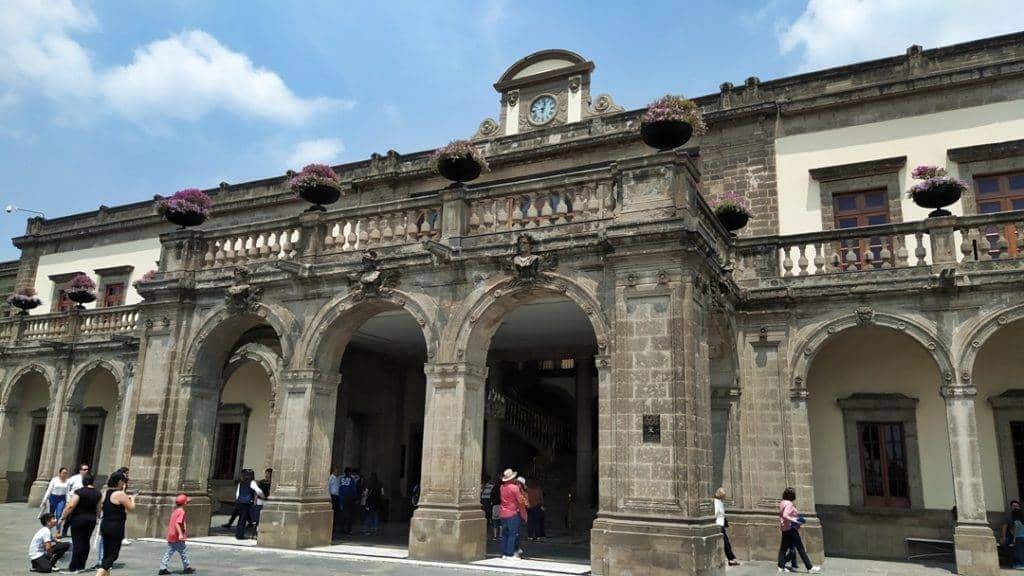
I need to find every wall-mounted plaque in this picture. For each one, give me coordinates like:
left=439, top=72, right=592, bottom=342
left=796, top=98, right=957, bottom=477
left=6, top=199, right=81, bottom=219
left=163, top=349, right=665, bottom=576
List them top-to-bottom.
left=131, top=414, right=159, bottom=456
left=642, top=414, right=661, bottom=443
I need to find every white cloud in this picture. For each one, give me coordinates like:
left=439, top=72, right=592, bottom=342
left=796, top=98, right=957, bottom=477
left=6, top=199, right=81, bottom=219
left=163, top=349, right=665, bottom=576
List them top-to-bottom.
left=0, top=0, right=350, bottom=126
left=779, top=0, right=1024, bottom=71
left=283, top=138, right=346, bottom=170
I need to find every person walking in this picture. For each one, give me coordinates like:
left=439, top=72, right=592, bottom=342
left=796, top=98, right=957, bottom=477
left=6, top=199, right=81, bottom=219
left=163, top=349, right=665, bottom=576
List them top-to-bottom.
left=63, top=463, right=90, bottom=536
left=40, top=467, right=70, bottom=532
left=251, top=468, right=272, bottom=537
left=328, top=468, right=342, bottom=536
left=337, top=468, right=357, bottom=536
left=498, top=468, right=526, bottom=560
left=233, top=469, right=263, bottom=540
left=97, top=471, right=134, bottom=576
left=61, top=473, right=101, bottom=572
left=363, top=473, right=384, bottom=535
left=480, top=474, right=495, bottom=529
left=526, top=479, right=546, bottom=540
left=714, top=487, right=739, bottom=566
left=778, top=487, right=819, bottom=573
left=158, top=494, right=195, bottom=575
left=1004, top=500, right=1022, bottom=548
left=28, top=513, right=70, bottom=573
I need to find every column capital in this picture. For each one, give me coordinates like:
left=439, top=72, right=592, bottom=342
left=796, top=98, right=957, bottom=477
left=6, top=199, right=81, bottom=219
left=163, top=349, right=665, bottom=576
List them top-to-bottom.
left=424, top=362, right=488, bottom=389
left=280, top=369, right=339, bottom=394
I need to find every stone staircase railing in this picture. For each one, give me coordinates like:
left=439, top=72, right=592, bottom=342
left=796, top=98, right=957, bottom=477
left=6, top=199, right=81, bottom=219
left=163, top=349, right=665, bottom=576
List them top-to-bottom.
left=486, top=387, right=574, bottom=452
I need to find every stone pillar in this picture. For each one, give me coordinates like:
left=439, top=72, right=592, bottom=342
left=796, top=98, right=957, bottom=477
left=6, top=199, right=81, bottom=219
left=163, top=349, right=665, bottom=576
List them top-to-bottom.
left=590, top=265, right=723, bottom=576
left=574, top=356, right=594, bottom=527
left=409, top=362, right=487, bottom=562
left=483, top=363, right=502, bottom=478
left=259, top=369, right=337, bottom=549
left=942, top=384, right=1000, bottom=576
left=28, top=394, right=67, bottom=507
left=0, top=407, right=14, bottom=502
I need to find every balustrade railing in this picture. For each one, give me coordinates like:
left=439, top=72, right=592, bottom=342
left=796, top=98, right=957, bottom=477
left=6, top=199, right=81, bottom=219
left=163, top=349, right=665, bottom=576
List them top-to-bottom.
left=467, top=181, right=615, bottom=234
left=322, top=205, right=440, bottom=253
left=735, top=210, right=1024, bottom=284
left=203, top=225, right=303, bottom=268
left=0, top=305, right=139, bottom=346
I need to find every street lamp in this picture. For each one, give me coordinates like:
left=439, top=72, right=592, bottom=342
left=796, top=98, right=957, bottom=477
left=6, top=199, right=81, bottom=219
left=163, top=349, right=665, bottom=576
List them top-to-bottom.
left=4, top=204, right=45, bottom=218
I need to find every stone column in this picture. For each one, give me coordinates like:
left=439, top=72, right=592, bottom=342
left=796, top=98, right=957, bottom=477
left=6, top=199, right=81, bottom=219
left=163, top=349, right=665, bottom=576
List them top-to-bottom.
left=590, top=265, right=723, bottom=576
left=574, top=356, right=594, bottom=527
left=409, top=362, right=487, bottom=562
left=483, top=364, right=502, bottom=478
left=259, top=369, right=337, bottom=549
left=942, top=384, right=999, bottom=576
left=28, top=393, right=67, bottom=506
left=0, top=407, right=14, bottom=502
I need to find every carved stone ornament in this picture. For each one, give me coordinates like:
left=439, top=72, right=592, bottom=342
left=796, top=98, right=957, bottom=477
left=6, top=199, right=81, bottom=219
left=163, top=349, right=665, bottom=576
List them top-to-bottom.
left=568, top=76, right=581, bottom=93
left=589, top=93, right=623, bottom=115
left=474, top=118, right=500, bottom=139
left=506, top=234, right=556, bottom=288
left=348, top=250, right=399, bottom=300
left=225, top=266, right=263, bottom=312
left=854, top=306, right=874, bottom=325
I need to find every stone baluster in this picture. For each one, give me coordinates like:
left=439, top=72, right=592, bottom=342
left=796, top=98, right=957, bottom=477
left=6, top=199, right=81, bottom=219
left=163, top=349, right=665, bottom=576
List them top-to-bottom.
left=557, top=190, right=571, bottom=223
left=540, top=191, right=554, bottom=223
left=525, top=193, right=539, bottom=228
left=496, top=198, right=509, bottom=230
left=482, top=201, right=496, bottom=232
left=405, top=212, right=419, bottom=241
left=382, top=216, right=395, bottom=244
left=356, top=219, right=369, bottom=247
left=345, top=220, right=358, bottom=249
left=994, top=226, right=1008, bottom=260
left=280, top=228, right=294, bottom=258
left=914, top=232, right=928, bottom=265
left=246, top=235, right=259, bottom=260
left=895, top=236, right=908, bottom=268
left=879, top=241, right=893, bottom=269
left=813, top=242, right=825, bottom=275
left=797, top=244, right=809, bottom=276
left=844, top=244, right=857, bottom=271
left=781, top=246, right=794, bottom=277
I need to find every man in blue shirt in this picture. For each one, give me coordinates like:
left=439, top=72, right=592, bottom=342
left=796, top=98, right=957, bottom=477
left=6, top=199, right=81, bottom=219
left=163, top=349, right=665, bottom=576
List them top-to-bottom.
left=337, top=468, right=357, bottom=536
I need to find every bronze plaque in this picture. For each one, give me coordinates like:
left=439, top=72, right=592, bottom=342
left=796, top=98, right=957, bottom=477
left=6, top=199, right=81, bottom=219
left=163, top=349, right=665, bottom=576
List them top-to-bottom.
left=131, top=413, right=159, bottom=456
left=642, top=414, right=661, bottom=443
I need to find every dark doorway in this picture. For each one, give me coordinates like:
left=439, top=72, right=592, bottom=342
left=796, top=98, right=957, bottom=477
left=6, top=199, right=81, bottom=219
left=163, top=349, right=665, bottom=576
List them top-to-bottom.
left=24, top=423, right=46, bottom=498
left=76, top=424, right=100, bottom=471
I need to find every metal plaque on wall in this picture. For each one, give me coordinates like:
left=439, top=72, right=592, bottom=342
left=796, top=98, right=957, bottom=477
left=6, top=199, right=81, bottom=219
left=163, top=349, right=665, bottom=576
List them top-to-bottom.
left=131, top=413, right=159, bottom=456
left=642, top=414, right=661, bottom=443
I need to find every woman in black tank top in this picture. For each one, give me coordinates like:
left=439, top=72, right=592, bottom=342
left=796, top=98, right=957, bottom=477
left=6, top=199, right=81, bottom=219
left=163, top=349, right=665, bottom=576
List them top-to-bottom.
left=98, top=471, right=134, bottom=575
left=60, top=474, right=101, bottom=571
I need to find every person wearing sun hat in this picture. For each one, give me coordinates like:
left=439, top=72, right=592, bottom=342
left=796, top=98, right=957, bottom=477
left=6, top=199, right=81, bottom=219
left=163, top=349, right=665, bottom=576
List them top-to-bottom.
left=498, top=468, right=527, bottom=560
left=158, top=494, right=195, bottom=575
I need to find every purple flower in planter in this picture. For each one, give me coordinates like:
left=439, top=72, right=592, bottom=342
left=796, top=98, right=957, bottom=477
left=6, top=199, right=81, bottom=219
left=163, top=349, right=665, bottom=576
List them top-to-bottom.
left=642, top=94, right=707, bottom=136
left=430, top=140, right=489, bottom=174
left=288, top=163, right=343, bottom=194
left=907, top=165, right=967, bottom=198
left=911, top=165, right=947, bottom=180
left=158, top=188, right=213, bottom=216
left=708, top=191, right=751, bottom=216
left=140, top=270, right=158, bottom=282
left=66, top=273, right=96, bottom=294
left=7, top=287, right=41, bottom=309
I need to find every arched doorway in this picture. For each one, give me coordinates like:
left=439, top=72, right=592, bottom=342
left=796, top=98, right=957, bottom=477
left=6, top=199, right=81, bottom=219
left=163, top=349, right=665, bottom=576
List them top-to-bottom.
left=483, top=295, right=599, bottom=561
left=303, top=296, right=432, bottom=548
left=971, top=317, right=1024, bottom=523
left=805, top=325, right=954, bottom=559
left=61, top=364, right=121, bottom=486
left=1, top=367, right=51, bottom=502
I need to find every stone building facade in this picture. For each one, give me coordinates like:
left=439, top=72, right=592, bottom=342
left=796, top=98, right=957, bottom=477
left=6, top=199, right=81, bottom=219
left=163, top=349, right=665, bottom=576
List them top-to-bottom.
left=2, top=34, right=1024, bottom=575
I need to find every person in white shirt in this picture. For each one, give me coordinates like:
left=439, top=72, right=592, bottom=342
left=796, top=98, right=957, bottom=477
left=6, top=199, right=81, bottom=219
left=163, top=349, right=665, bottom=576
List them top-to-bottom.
left=62, top=463, right=90, bottom=536
left=40, top=467, right=71, bottom=531
left=328, top=468, right=341, bottom=536
left=233, top=469, right=264, bottom=540
left=714, top=487, right=739, bottom=566
left=28, top=513, right=70, bottom=573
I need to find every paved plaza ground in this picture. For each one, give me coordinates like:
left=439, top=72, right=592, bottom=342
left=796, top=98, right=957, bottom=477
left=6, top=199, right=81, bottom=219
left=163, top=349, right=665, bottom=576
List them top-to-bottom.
left=0, top=503, right=1001, bottom=575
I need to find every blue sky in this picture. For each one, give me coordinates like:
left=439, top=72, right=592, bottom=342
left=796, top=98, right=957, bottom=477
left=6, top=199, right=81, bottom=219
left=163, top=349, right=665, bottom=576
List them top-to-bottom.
left=1, top=0, right=1022, bottom=260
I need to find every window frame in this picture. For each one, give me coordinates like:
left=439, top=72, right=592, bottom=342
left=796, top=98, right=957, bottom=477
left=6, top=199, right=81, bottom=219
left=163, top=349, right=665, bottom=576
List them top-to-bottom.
left=973, top=171, right=1024, bottom=259
left=988, top=390, right=1024, bottom=505
left=856, top=421, right=911, bottom=508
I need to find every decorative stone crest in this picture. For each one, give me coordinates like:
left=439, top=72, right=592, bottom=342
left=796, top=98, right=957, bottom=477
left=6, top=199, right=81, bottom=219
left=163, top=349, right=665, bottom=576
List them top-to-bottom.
left=474, top=118, right=500, bottom=139
left=348, top=251, right=399, bottom=300
left=225, top=267, right=263, bottom=312
left=854, top=306, right=874, bottom=325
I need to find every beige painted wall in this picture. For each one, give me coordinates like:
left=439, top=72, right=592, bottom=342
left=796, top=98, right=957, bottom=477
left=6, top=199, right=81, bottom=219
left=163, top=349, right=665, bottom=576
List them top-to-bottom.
left=776, top=99, right=1024, bottom=235
left=32, top=237, right=161, bottom=313
left=974, top=319, right=1024, bottom=512
left=807, top=327, right=954, bottom=509
left=220, top=362, right=271, bottom=472
left=81, top=371, right=118, bottom=474
left=7, top=374, right=49, bottom=473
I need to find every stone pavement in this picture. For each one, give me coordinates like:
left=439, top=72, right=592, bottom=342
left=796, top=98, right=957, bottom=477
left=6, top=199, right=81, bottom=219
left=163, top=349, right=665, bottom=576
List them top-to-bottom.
left=0, top=503, right=1006, bottom=575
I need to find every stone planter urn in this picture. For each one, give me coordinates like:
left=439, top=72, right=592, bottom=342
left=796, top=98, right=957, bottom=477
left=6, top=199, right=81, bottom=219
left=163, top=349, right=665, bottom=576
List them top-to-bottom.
left=640, top=119, right=694, bottom=151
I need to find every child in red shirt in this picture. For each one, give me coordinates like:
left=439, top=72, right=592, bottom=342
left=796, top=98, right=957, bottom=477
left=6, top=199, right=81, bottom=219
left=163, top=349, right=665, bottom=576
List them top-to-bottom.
left=158, top=494, right=195, bottom=575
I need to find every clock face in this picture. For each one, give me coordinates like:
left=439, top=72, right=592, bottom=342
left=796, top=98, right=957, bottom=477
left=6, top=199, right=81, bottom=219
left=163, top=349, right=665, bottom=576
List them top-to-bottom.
left=530, top=96, right=556, bottom=124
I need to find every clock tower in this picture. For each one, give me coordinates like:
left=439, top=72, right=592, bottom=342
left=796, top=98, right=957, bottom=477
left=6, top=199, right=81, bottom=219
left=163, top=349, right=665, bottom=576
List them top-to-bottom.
left=474, top=49, right=623, bottom=139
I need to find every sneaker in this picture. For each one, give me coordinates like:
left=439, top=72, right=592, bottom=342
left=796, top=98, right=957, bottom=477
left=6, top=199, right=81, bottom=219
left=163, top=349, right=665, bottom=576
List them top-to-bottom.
left=810, top=568, right=821, bottom=573
left=158, top=570, right=171, bottom=575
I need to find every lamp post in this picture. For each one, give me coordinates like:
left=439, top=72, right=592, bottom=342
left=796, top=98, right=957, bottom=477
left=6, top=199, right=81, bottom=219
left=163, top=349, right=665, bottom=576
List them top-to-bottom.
left=4, top=205, right=45, bottom=218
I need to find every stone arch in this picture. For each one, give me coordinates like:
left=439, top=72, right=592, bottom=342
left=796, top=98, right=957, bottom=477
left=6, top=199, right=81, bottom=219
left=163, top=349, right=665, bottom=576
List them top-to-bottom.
left=443, top=272, right=610, bottom=366
left=297, top=289, right=439, bottom=374
left=181, top=300, right=298, bottom=378
left=954, top=303, right=1024, bottom=383
left=790, top=309, right=955, bottom=393
left=224, top=342, right=284, bottom=384
left=63, top=359, right=125, bottom=406
left=1, top=364, right=55, bottom=409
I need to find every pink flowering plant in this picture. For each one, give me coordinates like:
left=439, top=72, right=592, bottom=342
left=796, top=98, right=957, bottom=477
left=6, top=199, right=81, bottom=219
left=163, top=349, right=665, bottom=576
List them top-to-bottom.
left=642, top=95, right=707, bottom=136
left=430, top=140, right=489, bottom=173
left=288, top=164, right=343, bottom=196
left=907, top=165, right=967, bottom=197
left=157, top=188, right=213, bottom=217
left=709, top=191, right=750, bottom=217
left=139, top=269, right=158, bottom=282
left=66, top=273, right=96, bottom=295
left=7, top=287, right=42, bottom=311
